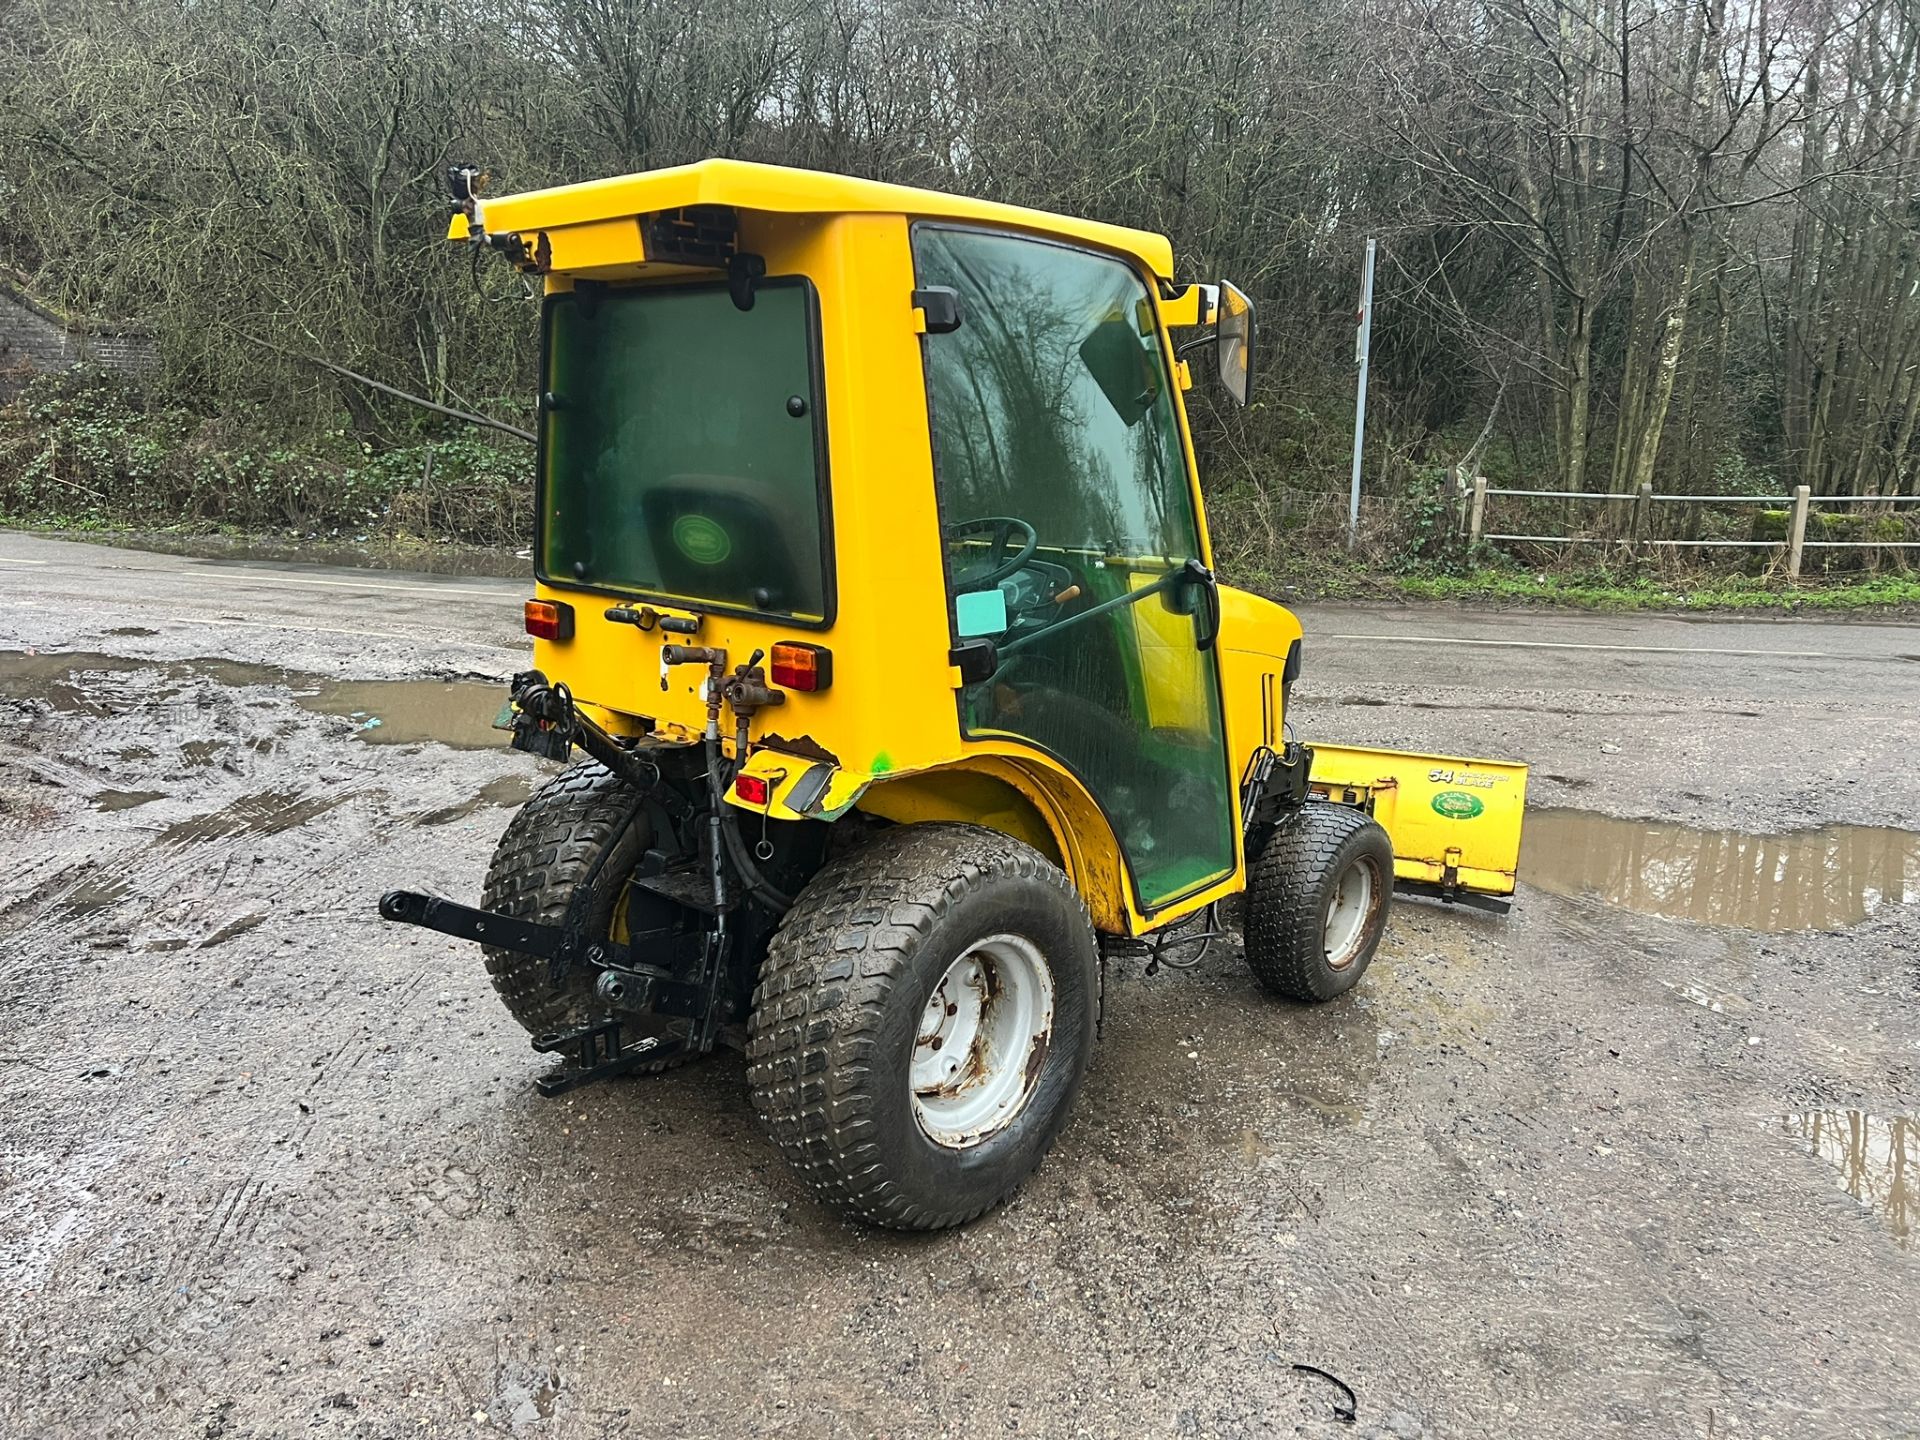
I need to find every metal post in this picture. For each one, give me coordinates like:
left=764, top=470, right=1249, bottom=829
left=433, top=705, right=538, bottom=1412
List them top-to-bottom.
left=1346, top=238, right=1377, bottom=552
left=1469, top=474, right=1488, bottom=547
left=1635, top=482, right=1652, bottom=552
left=1787, top=483, right=1811, bottom=579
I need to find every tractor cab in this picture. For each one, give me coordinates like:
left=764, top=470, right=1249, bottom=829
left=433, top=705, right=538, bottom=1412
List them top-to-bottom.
left=381, top=160, right=1527, bottom=1230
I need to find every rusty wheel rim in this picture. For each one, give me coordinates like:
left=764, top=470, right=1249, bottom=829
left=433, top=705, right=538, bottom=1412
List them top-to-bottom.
left=1324, top=856, right=1378, bottom=971
left=909, top=934, right=1055, bottom=1149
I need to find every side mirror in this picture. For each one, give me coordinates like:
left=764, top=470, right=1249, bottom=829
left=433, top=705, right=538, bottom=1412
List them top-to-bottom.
left=1216, top=280, right=1255, bottom=407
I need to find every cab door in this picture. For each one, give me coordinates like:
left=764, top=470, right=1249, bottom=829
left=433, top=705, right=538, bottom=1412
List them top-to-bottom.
left=912, top=225, right=1237, bottom=914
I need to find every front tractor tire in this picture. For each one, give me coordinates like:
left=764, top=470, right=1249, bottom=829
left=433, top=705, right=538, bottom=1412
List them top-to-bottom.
left=478, top=759, right=695, bottom=1074
left=1244, top=801, right=1393, bottom=1002
left=746, top=824, right=1099, bottom=1231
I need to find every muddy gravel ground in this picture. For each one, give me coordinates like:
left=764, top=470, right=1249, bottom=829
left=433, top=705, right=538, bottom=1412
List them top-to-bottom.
left=2, top=532, right=1918, bottom=1439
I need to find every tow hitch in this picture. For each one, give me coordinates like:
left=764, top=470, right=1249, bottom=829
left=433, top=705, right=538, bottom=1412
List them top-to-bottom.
left=379, top=666, right=788, bottom=1096
left=378, top=888, right=722, bottom=1094
left=530, top=1024, right=660, bottom=1097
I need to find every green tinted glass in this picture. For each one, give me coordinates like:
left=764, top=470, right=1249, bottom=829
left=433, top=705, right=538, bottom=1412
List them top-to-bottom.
left=914, top=227, right=1236, bottom=910
left=916, top=235, right=1199, bottom=559
left=542, top=281, right=827, bottom=621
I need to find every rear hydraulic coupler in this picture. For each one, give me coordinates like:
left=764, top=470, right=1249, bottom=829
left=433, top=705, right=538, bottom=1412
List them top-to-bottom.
left=660, top=643, right=727, bottom=694
left=722, top=650, right=786, bottom=718
left=505, top=669, right=680, bottom=813
left=508, top=669, right=577, bottom=762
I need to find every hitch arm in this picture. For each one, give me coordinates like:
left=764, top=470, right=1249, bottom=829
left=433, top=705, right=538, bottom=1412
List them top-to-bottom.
left=378, top=890, right=666, bottom=982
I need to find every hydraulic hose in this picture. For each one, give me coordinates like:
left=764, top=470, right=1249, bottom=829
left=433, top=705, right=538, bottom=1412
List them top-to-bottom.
left=704, top=729, right=795, bottom=913
left=720, top=801, right=796, bottom=913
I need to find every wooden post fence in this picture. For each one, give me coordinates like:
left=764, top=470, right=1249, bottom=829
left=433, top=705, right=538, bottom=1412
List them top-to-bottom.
left=1787, top=484, right=1811, bottom=580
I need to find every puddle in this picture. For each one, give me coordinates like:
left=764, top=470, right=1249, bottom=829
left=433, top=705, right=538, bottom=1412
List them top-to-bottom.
left=0, top=651, right=508, bottom=750
left=292, top=678, right=508, bottom=749
left=92, top=789, right=164, bottom=812
left=162, top=789, right=344, bottom=843
left=1521, top=809, right=1920, bottom=932
left=60, top=874, right=131, bottom=915
left=1780, top=1110, right=1915, bottom=1246
left=492, top=1365, right=561, bottom=1428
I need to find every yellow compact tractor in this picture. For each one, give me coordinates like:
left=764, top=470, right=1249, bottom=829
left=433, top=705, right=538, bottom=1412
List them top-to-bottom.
left=379, top=160, right=1527, bottom=1229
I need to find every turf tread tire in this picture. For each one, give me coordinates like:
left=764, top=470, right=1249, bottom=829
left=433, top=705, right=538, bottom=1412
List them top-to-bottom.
left=478, top=758, right=693, bottom=1074
left=1243, top=802, right=1392, bottom=1002
left=745, top=823, right=1098, bottom=1231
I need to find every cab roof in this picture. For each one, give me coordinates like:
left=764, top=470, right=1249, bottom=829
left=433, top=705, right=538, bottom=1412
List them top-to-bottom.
left=459, top=158, right=1176, bottom=281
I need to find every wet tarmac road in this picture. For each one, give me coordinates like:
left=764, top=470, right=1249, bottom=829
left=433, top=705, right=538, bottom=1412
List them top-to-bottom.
left=3, top=531, right=1919, bottom=1439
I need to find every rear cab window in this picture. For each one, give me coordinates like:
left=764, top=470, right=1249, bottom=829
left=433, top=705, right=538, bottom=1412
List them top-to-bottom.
left=540, top=277, right=832, bottom=624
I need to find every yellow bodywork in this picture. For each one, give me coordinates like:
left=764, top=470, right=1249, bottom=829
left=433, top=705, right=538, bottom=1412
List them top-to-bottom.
left=449, top=157, right=1176, bottom=280
left=478, top=159, right=1525, bottom=935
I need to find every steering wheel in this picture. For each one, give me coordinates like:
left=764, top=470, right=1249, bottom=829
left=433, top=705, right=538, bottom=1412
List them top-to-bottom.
left=947, top=516, right=1038, bottom=592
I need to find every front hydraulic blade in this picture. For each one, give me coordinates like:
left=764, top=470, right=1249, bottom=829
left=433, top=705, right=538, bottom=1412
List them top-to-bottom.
left=1305, top=743, right=1529, bottom=906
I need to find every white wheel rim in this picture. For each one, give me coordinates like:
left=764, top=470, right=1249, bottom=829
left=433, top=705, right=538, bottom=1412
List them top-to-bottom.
left=1323, top=857, right=1376, bottom=970
left=910, top=934, right=1055, bottom=1149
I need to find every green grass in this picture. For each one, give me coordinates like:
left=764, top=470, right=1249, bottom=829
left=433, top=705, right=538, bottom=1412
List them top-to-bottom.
left=1220, top=545, right=1920, bottom=614
left=1219, top=551, right=1378, bottom=602
left=1395, top=568, right=1920, bottom=612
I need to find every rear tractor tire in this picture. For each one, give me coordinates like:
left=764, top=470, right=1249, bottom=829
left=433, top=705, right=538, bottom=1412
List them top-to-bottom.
left=478, top=758, right=696, bottom=1075
left=1244, top=801, right=1393, bottom=1002
left=746, top=823, right=1099, bottom=1230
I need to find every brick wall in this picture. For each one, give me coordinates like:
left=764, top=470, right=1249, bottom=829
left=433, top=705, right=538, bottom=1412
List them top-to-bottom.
left=0, top=280, right=156, bottom=398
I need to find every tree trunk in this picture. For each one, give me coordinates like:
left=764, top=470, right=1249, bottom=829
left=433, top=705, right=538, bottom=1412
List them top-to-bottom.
left=1624, top=232, right=1702, bottom=497
left=1612, top=265, right=1653, bottom=493
left=1565, top=299, right=1595, bottom=495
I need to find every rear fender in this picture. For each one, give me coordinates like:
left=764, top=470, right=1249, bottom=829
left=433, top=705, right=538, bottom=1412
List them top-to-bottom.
left=728, top=749, right=1136, bottom=934
left=857, top=758, right=1134, bottom=934
left=853, top=767, right=1063, bottom=870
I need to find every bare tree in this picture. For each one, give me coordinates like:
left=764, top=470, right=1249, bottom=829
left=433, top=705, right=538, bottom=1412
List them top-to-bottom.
left=2, top=0, right=1919, bottom=512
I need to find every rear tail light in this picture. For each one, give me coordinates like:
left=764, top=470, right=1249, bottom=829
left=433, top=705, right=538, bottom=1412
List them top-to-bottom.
left=524, top=599, right=575, bottom=641
left=770, top=641, right=831, bottom=692
left=734, top=773, right=770, bottom=806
